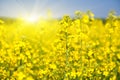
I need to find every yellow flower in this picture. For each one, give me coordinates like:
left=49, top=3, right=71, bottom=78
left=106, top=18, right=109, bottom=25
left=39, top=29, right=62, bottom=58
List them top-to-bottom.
left=82, top=14, right=89, bottom=23
left=88, top=50, right=93, bottom=57
left=117, top=54, right=120, bottom=59
left=97, top=56, right=103, bottom=60
left=26, top=63, right=32, bottom=67
left=49, top=64, right=57, bottom=70
left=118, top=66, right=120, bottom=73
left=70, top=69, right=76, bottom=79
left=76, top=71, right=82, bottom=77
left=103, top=71, right=109, bottom=76
left=17, top=72, right=25, bottom=80
left=110, top=75, right=116, bottom=80
left=26, top=76, right=34, bottom=80
left=64, top=77, right=69, bottom=80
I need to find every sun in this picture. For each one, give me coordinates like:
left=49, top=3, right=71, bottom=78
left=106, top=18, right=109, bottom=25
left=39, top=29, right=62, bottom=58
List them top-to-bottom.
left=23, top=15, right=39, bottom=23
left=26, top=15, right=38, bottom=22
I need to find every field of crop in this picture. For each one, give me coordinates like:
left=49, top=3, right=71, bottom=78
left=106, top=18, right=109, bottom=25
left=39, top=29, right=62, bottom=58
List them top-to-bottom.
left=0, top=11, right=120, bottom=80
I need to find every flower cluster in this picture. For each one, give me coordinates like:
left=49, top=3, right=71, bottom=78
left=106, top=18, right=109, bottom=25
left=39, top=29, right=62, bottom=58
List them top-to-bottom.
left=0, top=11, right=120, bottom=80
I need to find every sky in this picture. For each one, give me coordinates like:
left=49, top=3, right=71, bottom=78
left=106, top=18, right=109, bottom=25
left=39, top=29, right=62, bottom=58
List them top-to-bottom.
left=0, top=0, right=120, bottom=18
